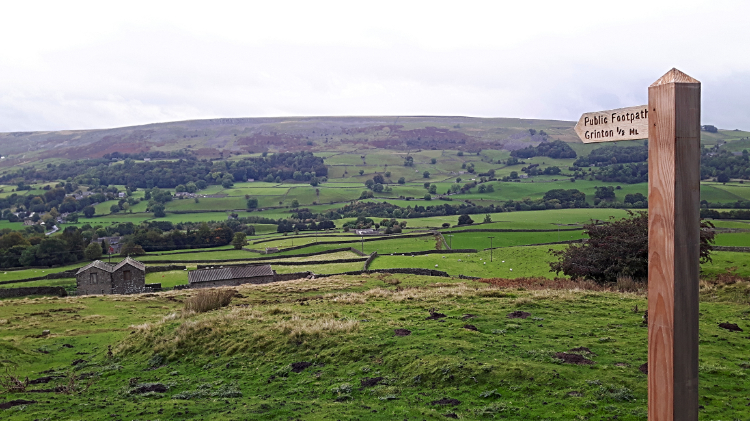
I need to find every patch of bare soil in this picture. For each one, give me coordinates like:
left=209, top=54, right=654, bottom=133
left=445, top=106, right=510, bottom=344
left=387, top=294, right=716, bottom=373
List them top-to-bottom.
left=481, top=277, right=609, bottom=291
left=426, top=310, right=447, bottom=320
left=507, top=311, right=531, bottom=319
left=462, top=314, right=476, bottom=320
left=719, top=322, right=743, bottom=332
left=463, top=324, right=478, bottom=331
left=394, top=329, right=411, bottom=336
left=569, top=346, right=596, bottom=355
left=554, top=353, right=595, bottom=365
left=290, top=362, right=312, bottom=373
left=614, top=363, right=629, bottom=367
left=639, top=363, right=648, bottom=374
left=29, top=376, right=63, bottom=385
left=360, top=377, right=384, bottom=388
left=133, top=383, right=167, bottom=394
left=567, top=391, right=582, bottom=397
left=431, top=398, right=461, bottom=406
left=0, top=399, right=36, bottom=409
left=444, top=413, right=458, bottom=419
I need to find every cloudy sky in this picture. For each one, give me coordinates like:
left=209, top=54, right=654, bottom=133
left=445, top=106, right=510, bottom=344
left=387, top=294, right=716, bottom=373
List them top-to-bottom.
left=2, top=0, right=749, bottom=132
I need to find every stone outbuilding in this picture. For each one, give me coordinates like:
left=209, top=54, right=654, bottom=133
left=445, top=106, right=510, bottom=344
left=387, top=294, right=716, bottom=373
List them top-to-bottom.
left=76, top=257, right=146, bottom=295
left=188, top=265, right=275, bottom=289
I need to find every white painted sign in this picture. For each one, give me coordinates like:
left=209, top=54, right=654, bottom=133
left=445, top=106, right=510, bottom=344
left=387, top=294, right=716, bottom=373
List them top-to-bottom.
left=574, top=105, right=649, bottom=143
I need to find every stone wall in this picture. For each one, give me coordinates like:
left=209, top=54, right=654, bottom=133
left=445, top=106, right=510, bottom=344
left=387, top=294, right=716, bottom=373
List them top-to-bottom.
left=714, top=246, right=750, bottom=253
left=384, top=249, right=478, bottom=256
left=363, top=252, right=378, bottom=270
left=195, top=257, right=366, bottom=270
left=145, top=265, right=187, bottom=274
left=317, top=268, right=450, bottom=278
left=273, top=272, right=312, bottom=283
left=0, top=286, right=67, bottom=299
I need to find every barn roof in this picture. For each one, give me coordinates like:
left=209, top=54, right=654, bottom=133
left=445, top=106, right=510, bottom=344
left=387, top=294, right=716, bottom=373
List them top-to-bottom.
left=114, top=256, right=146, bottom=272
left=76, top=260, right=114, bottom=275
left=188, top=265, right=274, bottom=284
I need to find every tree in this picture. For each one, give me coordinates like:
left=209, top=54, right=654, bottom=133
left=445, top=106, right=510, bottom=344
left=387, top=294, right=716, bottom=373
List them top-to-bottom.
left=457, top=151, right=464, bottom=156
left=430, top=158, right=437, bottom=164
left=359, top=169, right=365, bottom=176
left=385, top=171, right=391, bottom=178
left=423, top=171, right=430, bottom=178
left=509, top=171, right=519, bottom=179
left=717, top=172, right=730, bottom=183
left=373, top=174, right=385, bottom=184
left=397, top=177, right=406, bottom=184
left=365, top=179, right=375, bottom=189
left=423, top=182, right=431, bottom=189
left=373, top=183, right=384, bottom=193
left=486, top=184, right=495, bottom=193
left=429, top=185, right=437, bottom=194
left=594, top=186, right=616, bottom=201
left=423, top=194, right=432, bottom=201
left=247, top=198, right=258, bottom=209
left=291, top=199, right=300, bottom=208
left=152, top=203, right=166, bottom=218
left=110, top=204, right=120, bottom=214
left=82, top=206, right=95, bottom=218
left=549, top=211, right=715, bottom=283
left=457, top=214, right=474, bottom=225
left=483, top=214, right=492, bottom=223
left=231, top=232, right=247, bottom=250
left=84, top=242, right=102, bottom=260
left=120, top=242, right=146, bottom=256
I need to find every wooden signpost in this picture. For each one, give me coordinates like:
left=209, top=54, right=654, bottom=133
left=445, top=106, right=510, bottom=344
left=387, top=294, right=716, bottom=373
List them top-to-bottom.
left=574, top=68, right=700, bottom=421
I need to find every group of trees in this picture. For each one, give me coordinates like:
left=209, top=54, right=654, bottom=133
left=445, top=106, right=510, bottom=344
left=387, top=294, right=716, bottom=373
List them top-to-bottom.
left=510, top=140, right=577, bottom=159
left=573, top=144, right=648, bottom=167
left=701, top=148, right=750, bottom=182
left=0, top=152, right=328, bottom=189
left=521, top=164, right=561, bottom=176
left=363, top=173, right=394, bottom=194
left=0, top=183, right=133, bottom=222
left=325, top=190, right=593, bottom=221
left=341, top=216, right=407, bottom=233
left=0, top=217, right=266, bottom=268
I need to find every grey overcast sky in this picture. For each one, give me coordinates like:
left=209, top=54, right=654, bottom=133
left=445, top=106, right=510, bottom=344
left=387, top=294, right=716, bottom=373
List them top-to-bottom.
left=1, top=0, right=749, bottom=132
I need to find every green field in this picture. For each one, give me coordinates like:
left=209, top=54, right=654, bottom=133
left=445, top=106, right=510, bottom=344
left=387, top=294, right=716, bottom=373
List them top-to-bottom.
left=445, top=230, right=585, bottom=250
left=714, top=232, right=750, bottom=247
left=373, top=245, right=565, bottom=279
left=3, top=273, right=750, bottom=419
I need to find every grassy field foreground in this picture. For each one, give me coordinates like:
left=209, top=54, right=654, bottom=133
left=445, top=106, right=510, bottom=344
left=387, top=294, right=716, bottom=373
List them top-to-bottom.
left=2, top=274, right=750, bottom=420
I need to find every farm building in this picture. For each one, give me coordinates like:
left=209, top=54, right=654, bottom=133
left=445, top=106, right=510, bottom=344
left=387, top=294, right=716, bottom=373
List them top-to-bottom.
left=354, top=229, right=380, bottom=235
left=76, top=257, right=146, bottom=295
left=188, top=265, right=276, bottom=288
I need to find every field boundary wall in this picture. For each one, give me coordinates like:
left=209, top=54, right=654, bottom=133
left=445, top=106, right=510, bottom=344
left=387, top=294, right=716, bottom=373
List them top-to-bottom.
left=714, top=246, right=750, bottom=252
left=0, top=286, right=67, bottom=298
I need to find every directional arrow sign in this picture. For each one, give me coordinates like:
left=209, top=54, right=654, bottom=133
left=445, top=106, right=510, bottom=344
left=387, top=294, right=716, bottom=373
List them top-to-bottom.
left=574, top=105, right=649, bottom=143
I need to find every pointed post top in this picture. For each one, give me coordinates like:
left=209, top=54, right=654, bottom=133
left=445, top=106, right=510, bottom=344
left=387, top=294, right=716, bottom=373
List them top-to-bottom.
left=650, top=68, right=700, bottom=87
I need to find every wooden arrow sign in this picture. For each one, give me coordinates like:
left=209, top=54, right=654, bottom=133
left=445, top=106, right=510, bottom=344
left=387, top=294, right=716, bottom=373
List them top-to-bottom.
left=574, top=105, right=649, bottom=143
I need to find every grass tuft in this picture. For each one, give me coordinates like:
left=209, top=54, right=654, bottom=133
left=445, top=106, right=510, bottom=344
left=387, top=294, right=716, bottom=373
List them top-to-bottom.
left=183, top=289, right=235, bottom=313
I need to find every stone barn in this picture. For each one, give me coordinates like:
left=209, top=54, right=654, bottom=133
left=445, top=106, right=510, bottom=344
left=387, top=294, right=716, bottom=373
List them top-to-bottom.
left=76, top=257, right=146, bottom=295
left=188, top=265, right=275, bottom=289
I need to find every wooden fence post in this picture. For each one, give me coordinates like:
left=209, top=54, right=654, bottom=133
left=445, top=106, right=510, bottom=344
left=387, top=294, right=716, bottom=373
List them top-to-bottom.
left=647, top=68, right=701, bottom=421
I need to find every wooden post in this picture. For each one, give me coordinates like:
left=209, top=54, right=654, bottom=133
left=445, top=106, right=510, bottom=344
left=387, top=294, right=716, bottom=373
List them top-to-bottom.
left=647, top=68, right=701, bottom=421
